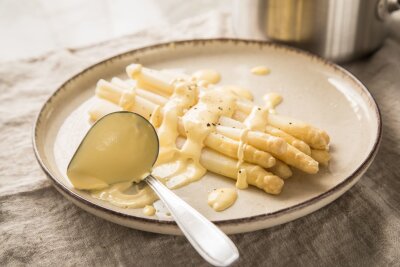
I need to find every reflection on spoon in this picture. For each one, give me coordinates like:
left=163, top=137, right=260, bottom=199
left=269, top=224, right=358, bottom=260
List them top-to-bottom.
left=67, top=111, right=239, bottom=266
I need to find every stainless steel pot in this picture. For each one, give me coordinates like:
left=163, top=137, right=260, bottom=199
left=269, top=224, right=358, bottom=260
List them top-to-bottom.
left=233, top=0, right=400, bottom=62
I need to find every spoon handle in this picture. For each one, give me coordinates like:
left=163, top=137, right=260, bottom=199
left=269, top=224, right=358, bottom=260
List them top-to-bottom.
left=146, top=175, right=239, bottom=266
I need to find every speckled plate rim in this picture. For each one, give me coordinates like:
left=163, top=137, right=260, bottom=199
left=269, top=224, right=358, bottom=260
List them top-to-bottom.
left=32, top=38, right=382, bottom=232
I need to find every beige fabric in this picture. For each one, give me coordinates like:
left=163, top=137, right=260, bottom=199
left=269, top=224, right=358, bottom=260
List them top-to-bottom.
left=1, top=11, right=400, bottom=266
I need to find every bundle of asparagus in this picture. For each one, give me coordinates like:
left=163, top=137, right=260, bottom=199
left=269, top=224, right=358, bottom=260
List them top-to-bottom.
left=88, top=64, right=330, bottom=195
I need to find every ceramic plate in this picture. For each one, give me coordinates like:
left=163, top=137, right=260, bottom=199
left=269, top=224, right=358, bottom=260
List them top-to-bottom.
left=33, top=39, right=381, bottom=235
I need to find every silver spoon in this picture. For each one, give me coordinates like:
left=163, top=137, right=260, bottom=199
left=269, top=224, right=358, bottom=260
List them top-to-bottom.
left=68, top=112, right=239, bottom=266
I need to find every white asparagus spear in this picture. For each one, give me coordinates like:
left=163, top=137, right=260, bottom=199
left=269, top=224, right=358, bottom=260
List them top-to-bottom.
left=126, top=64, right=174, bottom=96
left=110, top=77, right=168, bottom=106
left=96, top=79, right=159, bottom=121
left=97, top=79, right=168, bottom=107
left=88, top=98, right=121, bottom=121
left=232, top=110, right=249, bottom=122
left=267, top=114, right=330, bottom=150
left=218, top=115, right=311, bottom=155
left=216, top=125, right=287, bottom=156
left=265, top=125, right=311, bottom=155
left=203, top=132, right=276, bottom=169
left=270, top=146, right=318, bottom=174
left=200, top=148, right=284, bottom=194
left=311, top=149, right=330, bottom=166
left=268, top=159, right=293, bottom=179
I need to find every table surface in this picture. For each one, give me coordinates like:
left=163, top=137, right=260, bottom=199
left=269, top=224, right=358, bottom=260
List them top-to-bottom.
left=1, top=2, right=400, bottom=267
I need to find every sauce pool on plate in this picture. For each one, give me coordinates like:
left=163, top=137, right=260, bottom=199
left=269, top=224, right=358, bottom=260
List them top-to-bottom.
left=251, top=66, right=270, bottom=76
left=208, top=188, right=238, bottom=212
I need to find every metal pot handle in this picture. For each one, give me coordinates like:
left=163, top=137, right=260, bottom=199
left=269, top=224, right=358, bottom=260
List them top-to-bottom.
left=377, top=0, right=399, bottom=20
left=388, top=0, right=400, bottom=13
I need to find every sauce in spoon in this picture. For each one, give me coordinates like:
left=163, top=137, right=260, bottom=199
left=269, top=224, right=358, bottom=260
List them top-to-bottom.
left=67, top=112, right=158, bottom=190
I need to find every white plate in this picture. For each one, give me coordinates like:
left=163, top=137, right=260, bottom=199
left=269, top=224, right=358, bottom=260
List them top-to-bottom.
left=33, top=39, right=381, bottom=235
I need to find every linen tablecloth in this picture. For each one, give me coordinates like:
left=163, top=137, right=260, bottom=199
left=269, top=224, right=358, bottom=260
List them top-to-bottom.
left=1, top=11, right=399, bottom=266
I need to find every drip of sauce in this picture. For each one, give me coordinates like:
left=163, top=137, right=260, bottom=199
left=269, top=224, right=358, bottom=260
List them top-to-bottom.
left=251, top=66, right=270, bottom=76
left=192, top=69, right=221, bottom=85
left=151, top=80, right=200, bottom=187
left=156, top=80, right=197, bottom=163
left=153, top=84, right=238, bottom=189
left=263, top=93, right=282, bottom=113
left=149, top=105, right=162, bottom=127
left=235, top=106, right=269, bottom=188
left=244, top=106, right=269, bottom=131
left=236, top=128, right=249, bottom=166
left=235, top=129, right=249, bottom=189
left=236, top=169, right=248, bottom=189
left=208, top=188, right=238, bottom=212
left=143, top=205, right=156, bottom=216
